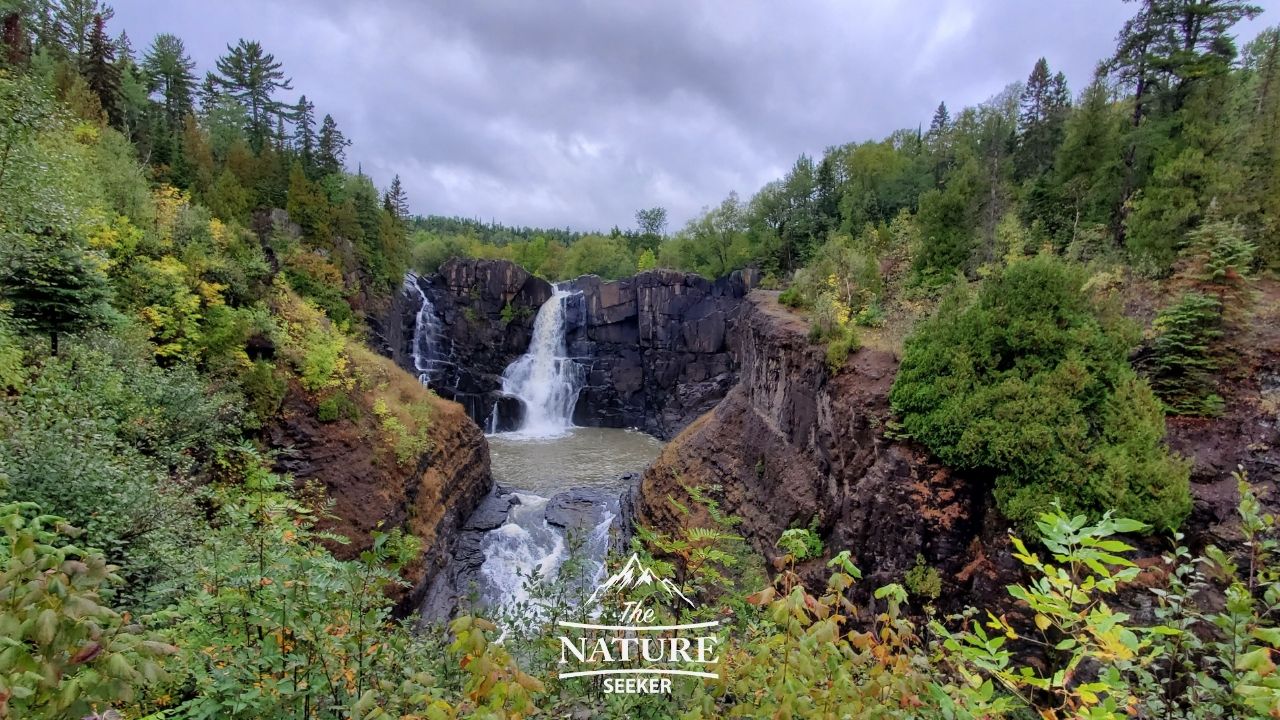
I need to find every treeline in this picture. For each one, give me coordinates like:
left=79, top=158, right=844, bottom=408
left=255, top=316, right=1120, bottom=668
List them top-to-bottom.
left=663, top=1, right=1278, bottom=284
left=409, top=208, right=668, bottom=281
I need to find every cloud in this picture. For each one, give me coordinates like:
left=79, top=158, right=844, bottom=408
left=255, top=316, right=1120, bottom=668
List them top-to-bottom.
left=111, top=1, right=1275, bottom=231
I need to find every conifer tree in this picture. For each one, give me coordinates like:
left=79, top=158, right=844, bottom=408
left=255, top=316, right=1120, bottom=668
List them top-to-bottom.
left=81, top=13, right=119, bottom=127
left=143, top=33, right=196, bottom=128
left=214, top=39, right=292, bottom=150
left=1015, top=58, right=1070, bottom=179
left=293, top=94, right=315, bottom=170
left=315, top=113, right=348, bottom=176
left=383, top=174, right=409, bottom=219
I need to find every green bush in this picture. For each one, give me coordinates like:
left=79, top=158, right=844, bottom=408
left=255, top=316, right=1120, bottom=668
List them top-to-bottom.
left=889, top=254, right=1190, bottom=532
left=778, top=285, right=805, bottom=308
left=1148, top=292, right=1225, bottom=416
left=825, top=325, right=859, bottom=372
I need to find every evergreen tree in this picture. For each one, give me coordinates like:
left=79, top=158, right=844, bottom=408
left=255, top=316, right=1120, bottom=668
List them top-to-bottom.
left=54, top=0, right=113, bottom=59
left=81, top=13, right=119, bottom=127
left=143, top=33, right=196, bottom=128
left=213, top=38, right=292, bottom=150
left=1015, top=58, right=1070, bottom=179
left=293, top=94, right=315, bottom=170
left=926, top=101, right=952, bottom=185
left=315, top=113, right=348, bottom=176
left=383, top=174, right=408, bottom=219
left=0, top=229, right=110, bottom=355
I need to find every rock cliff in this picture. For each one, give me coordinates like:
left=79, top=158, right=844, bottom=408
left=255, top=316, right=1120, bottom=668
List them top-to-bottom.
left=385, top=259, right=758, bottom=439
left=635, top=289, right=1280, bottom=609
left=634, top=291, right=1006, bottom=603
left=267, top=348, right=492, bottom=615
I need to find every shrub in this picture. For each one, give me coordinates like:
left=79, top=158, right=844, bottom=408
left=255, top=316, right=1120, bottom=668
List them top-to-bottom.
left=890, top=254, right=1190, bottom=532
left=778, top=285, right=805, bottom=308
left=1148, top=292, right=1225, bottom=415
left=825, top=325, right=859, bottom=372
left=0, top=500, right=175, bottom=719
left=904, top=553, right=941, bottom=601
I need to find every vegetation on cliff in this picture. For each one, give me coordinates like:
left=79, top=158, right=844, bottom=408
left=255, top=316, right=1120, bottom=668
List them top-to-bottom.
left=890, top=254, right=1191, bottom=532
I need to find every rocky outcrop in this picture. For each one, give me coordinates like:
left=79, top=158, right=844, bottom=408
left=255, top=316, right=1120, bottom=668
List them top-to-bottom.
left=384, top=259, right=758, bottom=438
left=389, top=259, right=553, bottom=428
left=563, top=269, right=758, bottom=438
left=636, top=287, right=1280, bottom=610
left=634, top=291, right=1004, bottom=604
left=266, top=351, right=492, bottom=616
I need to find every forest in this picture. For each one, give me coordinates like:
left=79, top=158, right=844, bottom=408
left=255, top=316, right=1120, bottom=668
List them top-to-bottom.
left=1, top=0, right=1279, bottom=718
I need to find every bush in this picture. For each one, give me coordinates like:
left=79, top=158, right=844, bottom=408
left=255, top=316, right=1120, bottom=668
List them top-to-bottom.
left=890, top=254, right=1190, bottom=532
left=778, top=285, right=806, bottom=308
left=1148, top=292, right=1225, bottom=415
left=825, top=325, right=859, bottom=372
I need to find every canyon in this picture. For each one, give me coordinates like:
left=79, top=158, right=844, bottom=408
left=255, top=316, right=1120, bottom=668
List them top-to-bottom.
left=366, top=259, right=1280, bottom=619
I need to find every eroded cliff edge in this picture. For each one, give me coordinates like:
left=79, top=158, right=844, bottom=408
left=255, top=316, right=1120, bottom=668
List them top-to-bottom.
left=636, top=289, right=1280, bottom=608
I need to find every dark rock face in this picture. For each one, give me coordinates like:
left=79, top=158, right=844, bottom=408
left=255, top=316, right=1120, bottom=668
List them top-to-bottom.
left=383, top=259, right=758, bottom=439
left=388, top=259, right=552, bottom=429
left=564, top=270, right=756, bottom=438
left=636, top=291, right=1006, bottom=610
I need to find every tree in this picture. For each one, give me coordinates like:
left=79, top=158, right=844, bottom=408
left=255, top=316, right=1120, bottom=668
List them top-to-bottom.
left=53, top=0, right=114, bottom=59
left=81, top=13, right=120, bottom=127
left=143, top=32, right=196, bottom=127
left=214, top=38, right=292, bottom=150
left=1015, top=57, right=1070, bottom=179
left=1053, top=77, right=1126, bottom=246
left=292, top=94, right=315, bottom=169
left=315, top=113, right=348, bottom=175
left=383, top=174, right=409, bottom=219
left=634, top=206, right=667, bottom=252
left=0, top=230, right=111, bottom=355
left=890, top=253, right=1190, bottom=531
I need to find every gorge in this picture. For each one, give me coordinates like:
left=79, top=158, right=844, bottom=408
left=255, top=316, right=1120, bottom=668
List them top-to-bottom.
left=380, top=258, right=1280, bottom=622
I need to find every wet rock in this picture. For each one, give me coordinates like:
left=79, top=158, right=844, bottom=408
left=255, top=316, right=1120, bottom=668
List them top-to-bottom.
left=380, top=260, right=758, bottom=439
left=545, top=488, right=616, bottom=531
left=464, top=489, right=517, bottom=532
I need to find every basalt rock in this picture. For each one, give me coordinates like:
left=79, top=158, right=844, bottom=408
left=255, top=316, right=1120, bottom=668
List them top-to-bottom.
left=384, top=259, right=758, bottom=438
left=388, top=259, right=553, bottom=427
left=634, top=291, right=997, bottom=607
left=266, top=358, right=492, bottom=618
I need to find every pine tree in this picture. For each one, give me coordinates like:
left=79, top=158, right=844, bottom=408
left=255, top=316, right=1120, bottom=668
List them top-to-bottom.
left=54, top=0, right=113, bottom=59
left=81, top=13, right=120, bottom=127
left=143, top=33, right=196, bottom=128
left=214, top=39, right=292, bottom=150
left=1015, top=58, right=1070, bottom=179
left=293, top=94, right=315, bottom=170
left=926, top=101, right=952, bottom=186
left=315, top=113, right=348, bottom=176
left=383, top=174, right=409, bottom=219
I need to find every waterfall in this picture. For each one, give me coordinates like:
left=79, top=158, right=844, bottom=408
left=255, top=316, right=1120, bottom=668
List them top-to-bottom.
left=407, top=275, right=445, bottom=385
left=499, top=287, right=585, bottom=438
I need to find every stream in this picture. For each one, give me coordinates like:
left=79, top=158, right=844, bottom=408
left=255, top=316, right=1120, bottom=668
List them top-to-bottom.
left=412, top=281, right=664, bottom=617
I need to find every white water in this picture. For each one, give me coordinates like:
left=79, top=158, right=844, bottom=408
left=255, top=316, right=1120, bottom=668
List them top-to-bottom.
left=406, top=275, right=446, bottom=384
left=497, top=287, right=585, bottom=438
left=474, top=429, right=664, bottom=622
left=478, top=492, right=615, bottom=612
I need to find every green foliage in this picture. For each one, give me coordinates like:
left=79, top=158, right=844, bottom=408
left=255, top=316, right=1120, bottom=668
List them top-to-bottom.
left=891, top=254, right=1191, bottom=532
left=1149, top=292, right=1226, bottom=415
left=0, top=500, right=175, bottom=719
left=904, top=553, right=942, bottom=601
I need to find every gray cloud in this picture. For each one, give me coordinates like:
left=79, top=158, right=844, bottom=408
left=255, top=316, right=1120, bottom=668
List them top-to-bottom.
left=112, top=0, right=1276, bottom=231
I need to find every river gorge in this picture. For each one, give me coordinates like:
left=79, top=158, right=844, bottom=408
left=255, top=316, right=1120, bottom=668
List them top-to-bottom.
left=366, top=257, right=1280, bottom=622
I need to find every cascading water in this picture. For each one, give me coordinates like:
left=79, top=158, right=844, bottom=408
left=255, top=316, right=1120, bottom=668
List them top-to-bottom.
left=406, top=275, right=446, bottom=384
left=497, top=287, right=585, bottom=438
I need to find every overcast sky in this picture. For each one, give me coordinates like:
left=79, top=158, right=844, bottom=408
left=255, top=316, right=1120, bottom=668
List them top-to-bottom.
left=112, top=1, right=1276, bottom=232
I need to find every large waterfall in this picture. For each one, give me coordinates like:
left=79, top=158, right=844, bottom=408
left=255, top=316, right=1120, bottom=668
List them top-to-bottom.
left=406, top=275, right=445, bottom=384
left=498, top=287, right=585, bottom=438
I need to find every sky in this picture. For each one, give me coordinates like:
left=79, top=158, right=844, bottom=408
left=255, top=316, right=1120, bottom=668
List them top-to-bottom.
left=112, top=1, right=1278, bottom=232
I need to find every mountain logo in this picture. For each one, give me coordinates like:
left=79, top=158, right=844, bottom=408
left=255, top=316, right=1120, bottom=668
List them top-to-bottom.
left=556, top=552, right=722, bottom=694
left=587, top=553, right=694, bottom=607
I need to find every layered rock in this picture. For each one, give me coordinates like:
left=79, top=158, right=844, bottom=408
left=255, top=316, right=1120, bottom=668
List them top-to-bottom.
left=385, top=259, right=758, bottom=439
left=388, top=259, right=553, bottom=428
left=563, top=269, right=757, bottom=438
left=636, top=287, right=1280, bottom=610
left=634, top=291, right=1004, bottom=604
left=267, top=352, right=492, bottom=615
